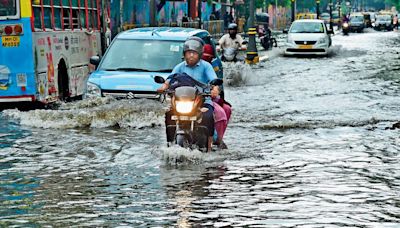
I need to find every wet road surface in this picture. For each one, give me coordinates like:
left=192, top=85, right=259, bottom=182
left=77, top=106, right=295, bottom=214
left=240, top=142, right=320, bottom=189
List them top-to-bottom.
left=1, top=30, right=400, bottom=227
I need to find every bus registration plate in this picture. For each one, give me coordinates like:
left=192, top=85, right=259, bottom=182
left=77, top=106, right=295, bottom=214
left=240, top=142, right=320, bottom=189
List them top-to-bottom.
left=2, top=36, right=20, bottom=48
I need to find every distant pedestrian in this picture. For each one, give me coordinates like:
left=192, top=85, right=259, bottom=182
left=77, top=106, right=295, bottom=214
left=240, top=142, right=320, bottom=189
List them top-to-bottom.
left=210, top=12, right=216, bottom=21
left=182, top=14, right=189, bottom=23
left=393, top=14, right=398, bottom=30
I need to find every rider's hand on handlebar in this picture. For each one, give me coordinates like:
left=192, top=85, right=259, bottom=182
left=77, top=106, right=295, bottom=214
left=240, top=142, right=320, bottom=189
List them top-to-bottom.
left=157, top=83, right=169, bottom=93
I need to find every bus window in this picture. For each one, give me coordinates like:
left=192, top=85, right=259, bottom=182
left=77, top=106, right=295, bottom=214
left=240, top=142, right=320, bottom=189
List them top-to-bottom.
left=0, top=0, right=17, bottom=17
left=71, top=0, right=79, bottom=7
left=33, top=7, right=43, bottom=29
left=44, top=7, right=52, bottom=29
left=54, top=8, right=62, bottom=29
left=63, top=8, right=71, bottom=29
left=72, top=9, right=80, bottom=29
left=80, top=10, right=87, bottom=28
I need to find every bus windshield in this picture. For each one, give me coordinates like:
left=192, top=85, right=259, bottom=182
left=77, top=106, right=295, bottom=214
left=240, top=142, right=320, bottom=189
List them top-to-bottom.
left=0, top=0, right=17, bottom=18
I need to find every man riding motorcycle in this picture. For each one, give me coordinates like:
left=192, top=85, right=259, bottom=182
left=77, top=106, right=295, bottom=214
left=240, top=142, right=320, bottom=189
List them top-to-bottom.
left=218, top=23, right=247, bottom=61
left=157, top=37, right=219, bottom=152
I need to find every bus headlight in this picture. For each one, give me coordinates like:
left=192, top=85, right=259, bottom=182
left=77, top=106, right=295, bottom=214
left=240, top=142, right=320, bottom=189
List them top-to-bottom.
left=86, top=82, right=101, bottom=97
left=175, top=101, right=194, bottom=114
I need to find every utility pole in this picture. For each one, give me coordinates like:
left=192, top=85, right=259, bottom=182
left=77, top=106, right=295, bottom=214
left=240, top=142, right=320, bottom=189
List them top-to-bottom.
left=150, top=0, right=156, bottom=26
left=198, top=0, right=202, bottom=28
left=245, top=0, right=259, bottom=64
left=291, top=0, right=296, bottom=22
left=316, top=0, right=320, bottom=19
left=329, top=0, right=333, bottom=29
left=337, top=0, right=341, bottom=28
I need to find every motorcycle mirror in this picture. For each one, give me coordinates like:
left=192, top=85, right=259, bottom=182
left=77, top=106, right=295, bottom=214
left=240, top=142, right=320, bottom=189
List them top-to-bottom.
left=283, top=29, right=288, bottom=34
left=327, top=29, right=334, bottom=34
left=242, top=40, right=248, bottom=45
left=90, top=55, right=101, bottom=66
left=154, top=76, right=165, bottom=84
left=210, top=78, right=223, bottom=86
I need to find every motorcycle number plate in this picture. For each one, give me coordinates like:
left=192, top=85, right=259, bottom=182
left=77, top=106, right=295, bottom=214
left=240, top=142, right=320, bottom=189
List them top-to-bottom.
left=299, top=45, right=312, bottom=49
left=172, top=115, right=197, bottom=121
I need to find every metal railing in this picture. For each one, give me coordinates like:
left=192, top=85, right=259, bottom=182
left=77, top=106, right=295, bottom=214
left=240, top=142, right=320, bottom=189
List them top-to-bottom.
left=202, top=20, right=224, bottom=38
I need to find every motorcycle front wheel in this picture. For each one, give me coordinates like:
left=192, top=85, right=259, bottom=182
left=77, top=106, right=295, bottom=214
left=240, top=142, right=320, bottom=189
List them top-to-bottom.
left=176, top=134, right=189, bottom=148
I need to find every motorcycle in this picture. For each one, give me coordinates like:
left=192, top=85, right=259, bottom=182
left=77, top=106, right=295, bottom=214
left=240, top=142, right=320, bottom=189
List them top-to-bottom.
left=342, top=22, right=350, bottom=35
left=258, top=26, right=277, bottom=50
left=220, top=41, right=248, bottom=63
left=154, top=74, right=223, bottom=151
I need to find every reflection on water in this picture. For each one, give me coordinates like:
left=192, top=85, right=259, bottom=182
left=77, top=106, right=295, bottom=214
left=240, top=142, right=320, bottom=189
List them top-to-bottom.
left=1, top=31, right=400, bottom=226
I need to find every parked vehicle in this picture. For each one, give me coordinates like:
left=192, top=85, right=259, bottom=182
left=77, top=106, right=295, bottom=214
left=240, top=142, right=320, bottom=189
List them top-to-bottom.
left=349, top=14, right=365, bottom=32
left=374, top=14, right=393, bottom=31
left=283, top=19, right=333, bottom=56
left=87, top=27, right=223, bottom=99
left=154, top=75, right=223, bottom=151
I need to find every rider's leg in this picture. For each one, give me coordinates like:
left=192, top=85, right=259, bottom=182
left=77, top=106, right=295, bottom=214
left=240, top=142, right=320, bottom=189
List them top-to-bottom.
left=201, top=103, right=215, bottom=151
left=222, top=103, right=232, bottom=122
left=165, top=110, right=176, bottom=143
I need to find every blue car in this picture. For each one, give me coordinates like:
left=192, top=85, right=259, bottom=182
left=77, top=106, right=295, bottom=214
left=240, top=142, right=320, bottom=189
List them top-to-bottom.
left=87, top=27, right=223, bottom=99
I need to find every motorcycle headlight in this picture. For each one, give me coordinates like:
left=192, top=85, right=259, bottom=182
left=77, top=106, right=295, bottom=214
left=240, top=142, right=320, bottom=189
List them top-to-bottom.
left=343, top=22, right=349, bottom=28
left=372, top=22, right=376, bottom=27
left=86, top=82, right=102, bottom=97
left=175, top=101, right=194, bottom=114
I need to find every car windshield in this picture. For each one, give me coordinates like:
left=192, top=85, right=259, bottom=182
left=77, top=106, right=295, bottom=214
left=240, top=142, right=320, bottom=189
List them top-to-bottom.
left=0, top=0, right=17, bottom=18
left=376, top=15, right=391, bottom=21
left=350, top=16, right=363, bottom=22
left=290, top=22, right=325, bottom=33
left=99, top=39, right=184, bottom=72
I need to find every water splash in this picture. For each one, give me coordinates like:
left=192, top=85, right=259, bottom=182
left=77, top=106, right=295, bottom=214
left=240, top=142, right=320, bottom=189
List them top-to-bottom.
left=2, top=98, right=166, bottom=129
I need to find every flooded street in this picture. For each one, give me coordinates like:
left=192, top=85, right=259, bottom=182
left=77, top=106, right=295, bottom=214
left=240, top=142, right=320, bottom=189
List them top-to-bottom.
left=1, top=30, right=400, bottom=227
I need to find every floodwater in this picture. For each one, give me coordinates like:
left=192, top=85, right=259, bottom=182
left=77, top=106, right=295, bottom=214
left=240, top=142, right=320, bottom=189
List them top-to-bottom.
left=1, top=30, right=400, bottom=227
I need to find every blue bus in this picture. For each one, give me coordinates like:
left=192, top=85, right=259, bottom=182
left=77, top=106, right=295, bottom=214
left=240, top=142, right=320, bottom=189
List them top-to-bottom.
left=0, top=0, right=109, bottom=104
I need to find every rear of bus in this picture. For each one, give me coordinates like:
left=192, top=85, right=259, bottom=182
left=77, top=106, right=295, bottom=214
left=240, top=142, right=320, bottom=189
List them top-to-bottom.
left=0, top=0, right=35, bottom=103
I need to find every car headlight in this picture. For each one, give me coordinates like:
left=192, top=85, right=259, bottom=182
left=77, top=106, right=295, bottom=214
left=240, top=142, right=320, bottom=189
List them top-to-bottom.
left=287, top=37, right=293, bottom=44
left=318, top=38, right=327, bottom=44
left=86, top=81, right=102, bottom=97
left=175, top=101, right=194, bottom=114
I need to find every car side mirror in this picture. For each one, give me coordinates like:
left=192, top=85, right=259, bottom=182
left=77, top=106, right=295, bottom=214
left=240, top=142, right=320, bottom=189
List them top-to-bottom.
left=283, top=29, right=288, bottom=34
left=327, top=29, right=334, bottom=34
left=90, top=56, right=101, bottom=66
left=154, top=76, right=165, bottom=84
left=210, top=78, right=223, bottom=86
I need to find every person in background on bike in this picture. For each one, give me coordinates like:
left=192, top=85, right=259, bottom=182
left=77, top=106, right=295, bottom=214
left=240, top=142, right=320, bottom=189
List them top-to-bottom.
left=219, top=23, right=246, bottom=51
